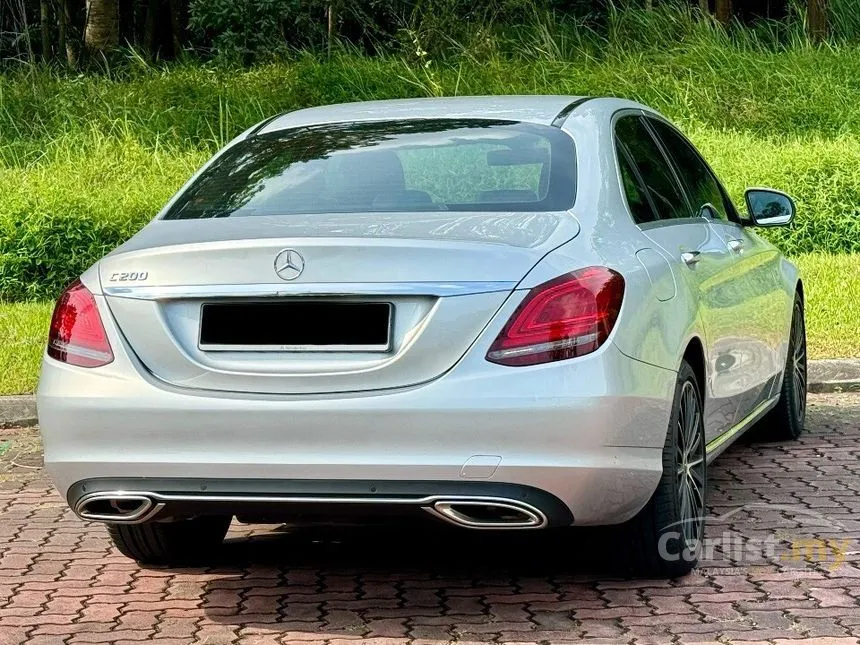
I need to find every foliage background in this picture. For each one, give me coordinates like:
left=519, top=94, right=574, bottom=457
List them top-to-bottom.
left=0, top=2, right=857, bottom=393
left=2, top=4, right=860, bottom=300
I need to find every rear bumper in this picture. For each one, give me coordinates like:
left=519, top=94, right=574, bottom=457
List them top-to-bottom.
left=37, top=341, right=676, bottom=526
left=68, top=478, right=574, bottom=529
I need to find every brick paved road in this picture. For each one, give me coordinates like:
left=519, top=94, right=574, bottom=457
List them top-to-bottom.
left=1, top=393, right=859, bottom=645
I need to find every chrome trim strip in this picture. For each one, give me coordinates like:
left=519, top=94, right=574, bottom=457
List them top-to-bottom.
left=639, top=216, right=711, bottom=231
left=103, top=281, right=518, bottom=300
left=705, top=396, right=780, bottom=462
left=72, top=491, right=548, bottom=529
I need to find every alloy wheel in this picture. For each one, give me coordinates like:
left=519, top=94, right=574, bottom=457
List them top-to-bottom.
left=792, top=304, right=808, bottom=424
left=675, top=381, right=705, bottom=551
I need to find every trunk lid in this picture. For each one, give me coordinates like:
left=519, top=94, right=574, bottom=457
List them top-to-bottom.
left=100, top=211, right=578, bottom=394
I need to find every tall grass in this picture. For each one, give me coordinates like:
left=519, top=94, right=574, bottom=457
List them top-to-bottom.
left=829, top=0, right=860, bottom=42
left=1, top=6, right=859, bottom=300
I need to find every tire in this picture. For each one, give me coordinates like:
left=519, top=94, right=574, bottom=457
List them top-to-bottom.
left=756, top=294, right=807, bottom=441
left=617, top=360, right=707, bottom=578
left=107, top=515, right=231, bottom=566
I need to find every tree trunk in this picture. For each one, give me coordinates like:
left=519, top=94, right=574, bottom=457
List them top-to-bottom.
left=16, top=0, right=36, bottom=62
left=41, top=0, right=51, bottom=60
left=58, top=0, right=67, bottom=62
left=63, top=0, right=79, bottom=66
left=84, top=0, right=119, bottom=52
left=143, top=0, right=157, bottom=58
left=168, top=0, right=181, bottom=57
left=715, top=0, right=732, bottom=23
left=807, top=0, right=828, bottom=41
left=327, top=3, right=335, bottom=58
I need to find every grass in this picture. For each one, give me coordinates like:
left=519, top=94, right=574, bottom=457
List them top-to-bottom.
left=0, top=5, right=857, bottom=390
left=3, top=64, right=860, bottom=300
left=0, top=252, right=856, bottom=395
left=794, top=253, right=860, bottom=359
left=0, top=301, right=53, bottom=395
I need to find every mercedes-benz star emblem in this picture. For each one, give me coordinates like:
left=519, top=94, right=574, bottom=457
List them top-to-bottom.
left=274, top=249, right=305, bottom=281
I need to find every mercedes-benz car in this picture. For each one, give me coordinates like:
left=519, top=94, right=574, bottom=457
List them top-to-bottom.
left=37, top=96, right=806, bottom=576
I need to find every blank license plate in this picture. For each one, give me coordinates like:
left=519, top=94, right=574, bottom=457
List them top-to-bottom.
left=199, top=301, right=392, bottom=352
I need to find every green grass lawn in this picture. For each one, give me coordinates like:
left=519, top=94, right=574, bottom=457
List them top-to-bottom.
left=1, top=10, right=857, bottom=395
left=3, top=43, right=860, bottom=301
left=0, top=252, right=856, bottom=396
left=795, top=253, right=860, bottom=359
left=0, top=300, right=53, bottom=395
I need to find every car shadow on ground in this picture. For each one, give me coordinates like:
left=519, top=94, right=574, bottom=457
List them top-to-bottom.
left=178, top=428, right=806, bottom=636
left=220, top=520, right=626, bottom=576
left=194, top=522, right=642, bottom=637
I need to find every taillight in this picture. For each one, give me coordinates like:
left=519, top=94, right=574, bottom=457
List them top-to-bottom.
left=486, top=267, right=624, bottom=367
left=47, top=280, right=114, bottom=368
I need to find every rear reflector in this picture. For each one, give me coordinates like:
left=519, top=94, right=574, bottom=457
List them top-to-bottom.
left=486, top=267, right=624, bottom=367
left=47, top=280, right=114, bottom=368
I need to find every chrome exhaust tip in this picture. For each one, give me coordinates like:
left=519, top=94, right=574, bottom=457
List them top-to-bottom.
left=75, top=492, right=164, bottom=523
left=426, top=498, right=547, bottom=529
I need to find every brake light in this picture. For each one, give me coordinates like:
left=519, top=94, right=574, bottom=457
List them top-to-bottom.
left=486, top=267, right=624, bottom=367
left=47, top=280, right=114, bottom=368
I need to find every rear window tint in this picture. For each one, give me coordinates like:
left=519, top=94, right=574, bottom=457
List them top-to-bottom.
left=615, top=116, right=690, bottom=220
left=648, top=118, right=736, bottom=222
left=164, top=119, right=576, bottom=219
left=617, top=142, right=659, bottom=225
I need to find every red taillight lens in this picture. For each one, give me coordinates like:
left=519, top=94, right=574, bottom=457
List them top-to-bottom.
left=486, top=267, right=625, bottom=367
left=47, top=280, right=114, bottom=368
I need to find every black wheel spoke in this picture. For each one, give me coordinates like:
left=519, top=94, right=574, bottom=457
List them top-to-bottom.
left=795, top=338, right=806, bottom=363
left=685, top=386, right=696, bottom=433
left=686, top=413, right=702, bottom=458
left=688, top=469, right=704, bottom=506
left=679, top=481, right=690, bottom=519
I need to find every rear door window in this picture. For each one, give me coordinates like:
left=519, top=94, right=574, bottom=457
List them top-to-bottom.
left=614, top=116, right=690, bottom=221
left=647, top=118, right=737, bottom=222
left=616, top=143, right=659, bottom=225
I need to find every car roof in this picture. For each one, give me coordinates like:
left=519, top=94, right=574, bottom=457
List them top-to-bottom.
left=258, top=95, right=637, bottom=133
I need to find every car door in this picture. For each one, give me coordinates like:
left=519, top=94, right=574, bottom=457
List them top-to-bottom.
left=614, top=113, right=738, bottom=442
left=645, top=116, right=784, bottom=429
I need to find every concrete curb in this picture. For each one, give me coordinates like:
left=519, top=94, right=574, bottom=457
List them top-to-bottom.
left=1, top=359, right=857, bottom=427
left=808, top=359, right=860, bottom=394
left=0, top=395, right=38, bottom=428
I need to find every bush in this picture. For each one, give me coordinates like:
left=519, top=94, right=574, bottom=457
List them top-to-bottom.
left=188, top=0, right=305, bottom=62
left=1, top=11, right=859, bottom=301
left=694, top=129, right=860, bottom=256
left=0, top=135, right=203, bottom=300
left=0, top=213, right=134, bottom=301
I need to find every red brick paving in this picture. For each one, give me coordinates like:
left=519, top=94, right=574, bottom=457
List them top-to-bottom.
left=0, top=393, right=859, bottom=644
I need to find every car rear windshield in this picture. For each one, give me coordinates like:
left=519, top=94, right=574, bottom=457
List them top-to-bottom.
left=163, top=119, right=576, bottom=219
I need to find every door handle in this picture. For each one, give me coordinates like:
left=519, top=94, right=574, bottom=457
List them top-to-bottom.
left=728, top=239, right=745, bottom=253
left=681, top=251, right=701, bottom=266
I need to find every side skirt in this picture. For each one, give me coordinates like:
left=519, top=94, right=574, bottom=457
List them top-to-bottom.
left=705, top=396, right=780, bottom=464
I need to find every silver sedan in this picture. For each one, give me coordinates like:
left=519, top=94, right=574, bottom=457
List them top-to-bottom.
left=37, top=96, right=806, bottom=576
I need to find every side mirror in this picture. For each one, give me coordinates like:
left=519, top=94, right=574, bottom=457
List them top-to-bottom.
left=744, top=188, right=796, bottom=227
